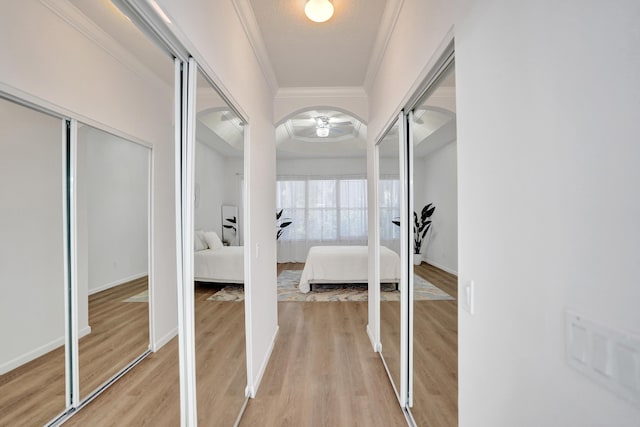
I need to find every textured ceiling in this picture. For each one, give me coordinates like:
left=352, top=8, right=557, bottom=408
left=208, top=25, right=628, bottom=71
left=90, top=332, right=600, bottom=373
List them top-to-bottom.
left=249, top=0, right=387, bottom=87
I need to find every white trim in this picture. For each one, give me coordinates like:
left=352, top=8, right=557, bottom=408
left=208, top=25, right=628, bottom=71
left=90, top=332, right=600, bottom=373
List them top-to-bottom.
left=39, top=0, right=169, bottom=93
left=40, top=0, right=169, bottom=92
left=231, top=0, right=279, bottom=95
left=363, top=0, right=405, bottom=93
left=372, top=27, right=455, bottom=144
left=276, top=86, right=367, bottom=99
left=399, top=111, right=410, bottom=409
left=69, top=118, right=81, bottom=408
left=242, top=124, right=255, bottom=399
left=147, top=145, right=155, bottom=355
left=423, top=258, right=458, bottom=276
left=87, top=272, right=148, bottom=296
left=366, top=324, right=381, bottom=352
left=247, top=326, right=279, bottom=398
left=0, top=327, right=91, bottom=376
left=153, top=327, right=178, bottom=352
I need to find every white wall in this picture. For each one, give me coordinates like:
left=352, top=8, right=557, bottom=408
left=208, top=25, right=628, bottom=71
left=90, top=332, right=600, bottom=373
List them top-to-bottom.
left=157, top=0, right=277, bottom=394
left=366, top=0, right=456, bottom=347
left=370, top=0, right=640, bottom=424
left=455, top=0, right=640, bottom=425
left=0, top=1, right=177, bottom=349
left=274, top=89, right=368, bottom=125
left=0, top=100, right=65, bottom=374
left=78, top=126, right=149, bottom=294
left=195, top=140, right=225, bottom=235
left=416, top=142, right=457, bottom=274
left=223, top=157, right=245, bottom=245
left=277, top=157, right=366, bottom=177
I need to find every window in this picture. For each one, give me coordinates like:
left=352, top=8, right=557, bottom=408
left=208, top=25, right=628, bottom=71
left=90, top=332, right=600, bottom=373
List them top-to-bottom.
left=276, top=177, right=368, bottom=243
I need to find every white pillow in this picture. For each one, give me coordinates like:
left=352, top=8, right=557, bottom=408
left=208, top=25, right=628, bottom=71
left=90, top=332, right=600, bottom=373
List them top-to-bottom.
left=194, top=230, right=206, bottom=251
left=203, top=231, right=224, bottom=250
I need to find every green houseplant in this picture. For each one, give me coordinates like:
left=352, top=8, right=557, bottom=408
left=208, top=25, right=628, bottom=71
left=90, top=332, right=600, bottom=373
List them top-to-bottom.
left=392, top=203, right=436, bottom=265
left=276, top=209, right=292, bottom=240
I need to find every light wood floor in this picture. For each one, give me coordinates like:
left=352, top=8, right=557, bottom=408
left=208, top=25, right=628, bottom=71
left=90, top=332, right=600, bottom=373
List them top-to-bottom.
left=6, top=262, right=456, bottom=426
left=238, top=263, right=407, bottom=426
left=411, top=263, right=458, bottom=427
left=79, top=277, right=149, bottom=399
left=0, top=278, right=149, bottom=427
left=65, top=283, right=247, bottom=427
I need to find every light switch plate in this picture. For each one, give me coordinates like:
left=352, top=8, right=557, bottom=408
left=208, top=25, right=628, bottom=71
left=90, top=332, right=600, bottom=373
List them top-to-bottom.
left=461, top=280, right=475, bottom=314
left=565, top=311, right=640, bottom=408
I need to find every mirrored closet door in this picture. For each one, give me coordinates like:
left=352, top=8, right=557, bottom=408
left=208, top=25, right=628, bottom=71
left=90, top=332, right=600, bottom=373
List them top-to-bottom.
left=407, top=60, right=458, bottom=424
left=192, top=67, right=247, bottom=425
left=0, top=98, right=69, bottom=426
left=377, top=115, right=407, bottom=404
left=76, top=125, right=151, bottom=400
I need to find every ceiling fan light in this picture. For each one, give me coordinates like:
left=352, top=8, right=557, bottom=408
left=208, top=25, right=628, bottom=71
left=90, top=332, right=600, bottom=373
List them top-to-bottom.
left=305, top=0, right=334, bottom=23
left=316, top=127, right=330, bottom=137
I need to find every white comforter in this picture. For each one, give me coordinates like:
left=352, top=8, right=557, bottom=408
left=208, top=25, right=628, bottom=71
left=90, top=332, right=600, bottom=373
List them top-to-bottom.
left=194, top=246, right=244, bottom=283
left=298, top=246, right=400, bottom=293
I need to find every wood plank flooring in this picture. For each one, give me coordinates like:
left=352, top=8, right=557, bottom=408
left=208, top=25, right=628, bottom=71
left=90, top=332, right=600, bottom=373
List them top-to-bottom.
left=3, top=261, right=456, bottom=426
left=239, top=262, right=406, bottom=426
left=411, top=262, right=458, bottom=427
left=79, top=277, right=149, bottom=399
left=0, top=278, right=150, bottom=427
left=65, top=283, right=247, bottom=427
left=239, top=301, right=407, bottom=427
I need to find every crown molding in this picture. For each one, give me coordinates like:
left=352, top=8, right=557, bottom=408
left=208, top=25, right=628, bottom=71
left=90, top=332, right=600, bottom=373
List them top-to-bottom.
left=39, top=0, right=169, bottom=91
left=231, top=0, right=279, bottom=96
left=363, top=0, right=404, bottom=94
left=275, top=86, right=367, bottom=99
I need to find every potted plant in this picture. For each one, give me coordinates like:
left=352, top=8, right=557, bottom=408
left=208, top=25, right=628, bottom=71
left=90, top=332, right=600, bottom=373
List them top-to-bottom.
left=392, top=203, right=436, bottom=265
left=276, top=209, right=292, bottom=240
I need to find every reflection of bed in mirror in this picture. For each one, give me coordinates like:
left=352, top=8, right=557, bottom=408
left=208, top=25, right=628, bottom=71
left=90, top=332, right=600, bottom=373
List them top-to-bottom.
left=194, top=231, right=244, bottom=283
left=299, top=245, right=399, bottom=293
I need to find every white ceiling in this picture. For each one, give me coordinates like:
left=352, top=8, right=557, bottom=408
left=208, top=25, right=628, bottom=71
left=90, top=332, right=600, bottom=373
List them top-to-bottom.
left=64, top=0, right=456, bottom=160
left=249, top=0, right=387, bottom=87
left=276, top=109, right=367, bottom=159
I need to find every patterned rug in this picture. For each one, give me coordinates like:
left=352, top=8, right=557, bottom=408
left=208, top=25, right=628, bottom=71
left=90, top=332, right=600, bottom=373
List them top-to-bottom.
left=207, top=270, right=454, bottom=302
left=123, top=290, right=148, bottom=302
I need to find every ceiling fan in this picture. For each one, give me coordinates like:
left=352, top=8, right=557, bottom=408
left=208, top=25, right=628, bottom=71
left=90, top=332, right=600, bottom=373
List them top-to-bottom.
left=292, top=112, right=354, bottom=138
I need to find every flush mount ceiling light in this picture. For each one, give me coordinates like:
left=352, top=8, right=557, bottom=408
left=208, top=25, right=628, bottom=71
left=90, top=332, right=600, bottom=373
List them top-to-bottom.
left=304, top=0, right=334, bottom=23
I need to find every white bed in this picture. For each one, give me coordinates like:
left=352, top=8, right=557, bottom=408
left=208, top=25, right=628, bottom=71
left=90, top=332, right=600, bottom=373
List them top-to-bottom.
left=193, top=230, right=244, bottom=283
left=298, top=245, right=400, bottom=293
left=194, top=246, right=244, bottom=283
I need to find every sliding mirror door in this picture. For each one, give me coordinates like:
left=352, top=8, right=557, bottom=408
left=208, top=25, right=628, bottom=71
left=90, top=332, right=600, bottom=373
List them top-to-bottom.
left=408, top=61, right=458, bottom=424
left=193, top=68, right=247, bottom=424
left=0, top=98, right=68, bottom=426
left=377, top=116, right=405, bottom=402
left=76, top=125, right=151, bottom=400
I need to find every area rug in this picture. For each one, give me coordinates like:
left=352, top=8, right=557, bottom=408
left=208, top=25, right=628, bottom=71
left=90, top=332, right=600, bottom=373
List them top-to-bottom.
left=207, top=270, right=454, bottom=302
left=123, top=290, right=148, bottom=303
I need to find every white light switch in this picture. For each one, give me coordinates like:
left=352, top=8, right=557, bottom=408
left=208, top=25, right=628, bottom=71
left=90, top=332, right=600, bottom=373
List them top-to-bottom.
left=255, top=243, right=260, bottom=259
left=462, top=280, right=475, bottom=314
left=566, top=311, right=640, bottom=408
left=569, top=323, right=588, bottom=365
left=592, top=333, right=611, bottom=377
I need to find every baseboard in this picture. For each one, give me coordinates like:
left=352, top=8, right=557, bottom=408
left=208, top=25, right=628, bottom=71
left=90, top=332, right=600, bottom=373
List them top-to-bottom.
left=424, top=258, right=458, bottom=276
left=88, top=272, right=148, bottom=295
left=366, top=323, right=381, bottom=352
left=0, top=325, right=91, bottom=375
left=79, top=325, right=92, bottom=338
left=248, top=325, right=279, bottom=398
left=153, top=327, right=178, bottom=352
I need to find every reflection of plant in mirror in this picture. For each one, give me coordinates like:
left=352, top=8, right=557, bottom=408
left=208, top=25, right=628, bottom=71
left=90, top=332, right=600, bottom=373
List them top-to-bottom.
left=392, top=203, right=436, bottom=254
left=276, top=209, right=292, bottom=240
left=223, top=216, right=237, bottom=234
